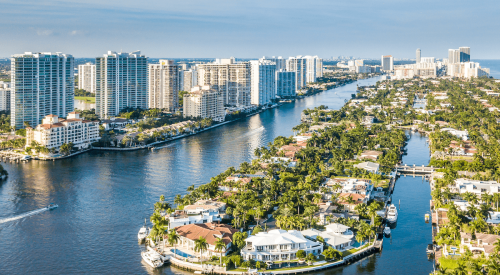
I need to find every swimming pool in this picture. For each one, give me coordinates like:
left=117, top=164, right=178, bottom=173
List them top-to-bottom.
left=170, top=249, right=193, bottom=258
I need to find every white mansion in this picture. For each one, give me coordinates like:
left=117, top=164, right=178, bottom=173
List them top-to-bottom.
left=26, top=112, right=100, bottom=150
left=241, top=229, right=323, bottom=261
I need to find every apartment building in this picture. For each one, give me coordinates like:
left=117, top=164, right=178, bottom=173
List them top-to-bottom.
left=95, top=51, right=147, bottom=118
left=10, top=52, right=74, bottom=129
left=381, top=55, right=394, bottom=71
left=286, top=56, right=307, bottom=90
left=197, top=58, right=251, bottom=107
left=148, top=60, right=179, bottom=111
left=250, top=60, right=276, bottom=106
left=78, top=62, right=96, bottom=93
left=179, top=68, right=198, bottom=92
left=276, top=70, right=296, bottom=97
left=0, top=81, right=10, bottom=112
left=183, top=85, right=225, bottom=122
left=26, top=112, right=100, bottom=150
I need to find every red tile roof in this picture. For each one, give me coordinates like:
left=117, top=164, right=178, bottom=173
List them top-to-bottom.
left=175, top=223, right=238, bottom=246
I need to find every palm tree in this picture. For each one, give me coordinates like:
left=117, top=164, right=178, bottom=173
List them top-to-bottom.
left=168, top=230, right=180, bottom=258
left=194, top=236, right=209, bottom=266
left=214, top=237, right=226, bottom=266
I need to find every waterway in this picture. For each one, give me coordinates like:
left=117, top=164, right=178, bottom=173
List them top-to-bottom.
left=0, top=76, right=433, bottom=275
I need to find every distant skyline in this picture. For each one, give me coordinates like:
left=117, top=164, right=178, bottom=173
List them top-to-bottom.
left=1, top=0, right=499, bottom=59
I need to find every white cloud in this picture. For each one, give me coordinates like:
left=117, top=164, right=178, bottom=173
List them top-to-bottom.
left=36, top=29, right=53, bottom=36
left=69, top=30, right=79, bottom=35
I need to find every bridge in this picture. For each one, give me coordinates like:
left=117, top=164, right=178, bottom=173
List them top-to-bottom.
left=395, top=164, right=435, bottom=175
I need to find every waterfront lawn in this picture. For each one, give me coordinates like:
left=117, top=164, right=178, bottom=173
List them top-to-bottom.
left=75, top=96, right=96, bottom=103
left=438, top=257, right=459, bottom=270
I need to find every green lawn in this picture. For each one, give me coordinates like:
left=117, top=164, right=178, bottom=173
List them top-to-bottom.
left=75, top=96, right=96, bottom=103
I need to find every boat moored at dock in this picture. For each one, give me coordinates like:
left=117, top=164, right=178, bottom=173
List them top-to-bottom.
left=387, top=204, right=398, bottom=223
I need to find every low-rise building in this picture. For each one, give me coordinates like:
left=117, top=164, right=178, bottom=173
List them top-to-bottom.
left=183, top=85, right=225, bottom=122
left=26, top=112, right=100, bottom=150
left=101, top=118, right=131, bottom=130
left=359, top=150, right=383, bottom=161
left=354, top=161, right=380, bottom=174
left=451, top=178, right=500, bottom=197
left=183, top=200, right=226, bottom=215
left=168, top=210, right=222, bottom=229
left=175, top=223, right=237, bottom=257
left=301, top=223, right=355, bottom=251
left=241, top=229, right=323, bottom=261
left=460, top=232, right=500, bottom=258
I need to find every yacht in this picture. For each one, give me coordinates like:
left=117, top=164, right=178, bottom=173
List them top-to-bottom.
left=47, top=203, right=58, bottom=210
left=386, top=204, right=398, bottom=223
left=138, top=221, right=149, bottom=242
left=383, top=226, right=391, bottom=235
left=426, top=244, right=434, bottom=254
left=147, top=246, right=170, bottom=262
left=141, top=251, right=164, bottom=268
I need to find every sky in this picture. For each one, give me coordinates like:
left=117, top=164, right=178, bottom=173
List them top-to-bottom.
left=1, top=0, right=499, bottom=59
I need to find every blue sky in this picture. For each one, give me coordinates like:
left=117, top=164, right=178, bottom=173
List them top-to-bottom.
left=1, top=0, right=499, bottom=59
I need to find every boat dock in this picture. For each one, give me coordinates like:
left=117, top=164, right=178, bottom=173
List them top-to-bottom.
left=0, top=151, right=30, bottom=163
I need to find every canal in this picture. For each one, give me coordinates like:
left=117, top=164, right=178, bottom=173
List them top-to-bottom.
left=0, top=76, right=426, bottom=275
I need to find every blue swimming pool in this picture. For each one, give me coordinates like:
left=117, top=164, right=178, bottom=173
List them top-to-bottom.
left=170, top=249, right=193, bottom=258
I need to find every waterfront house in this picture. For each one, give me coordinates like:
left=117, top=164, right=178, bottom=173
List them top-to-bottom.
left=441, top=128, right=469, bottom=141
left=293, top=133, right=313, bottom=142
left=278, top=144, right=302, bottom=159
left=354, top=161, right=380, bottom=174
left=219, top=176, right=252, bottom=191
left=327, top=178, right=374, bottom=201
left=450, top=178, right=500, bottom=197
left=184, top=200, right=226, bottom=215
left=315, top=203, right=337, bottom=225
left=168, top=210, right=222, bottom=229
left=175, top=223, right=237, bottom=257
left=301, top=223, right=355, bottom=251
left=241, top=229, right=323, bottom=261
left=460, top=232, right=500, bottom=258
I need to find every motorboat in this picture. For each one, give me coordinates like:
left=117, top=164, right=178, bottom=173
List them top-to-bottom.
left=47, top=203, right=58, bottom=210
left=386, top=204, right=398, bottom=223
left=138, top=220, right=149, bottom=242
left=383, top=226, right=391, bottom=235
left=426, top=244, right=434, bottom=254
left=147, top=246, right=170, bottom=262
left=141, top=251, right=164, bottom=268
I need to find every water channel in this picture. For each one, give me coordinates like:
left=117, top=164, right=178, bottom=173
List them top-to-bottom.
left=0, top=76, right=431, bottom=274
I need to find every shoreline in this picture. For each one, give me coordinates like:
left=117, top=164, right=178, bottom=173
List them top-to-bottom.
left=32, top=76, right=375, bottom=161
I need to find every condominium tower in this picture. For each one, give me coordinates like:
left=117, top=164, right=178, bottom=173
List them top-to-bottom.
left=459, top=47, right=471, bottom=62
left=416, top=49, right=421, bottom=63
left=448, top=49, right=460, bottom=64
left=95, top=51, right=147, bottom=118
left=10, top=52, right=74, bottom=129
left=381, top=55, right=394, bottom=71
left=260, top=56, right=286, bottom=71
left=286, top=56, right=307, bottom=90
left=197, top=58, right=251, bottom=107
left=148, top=60, right=179, bottom=111
left=250, top=60, right=276, bottom=106
left=78, top=62, right=96, bottom=93
left=179, top=69, right=198, bottom=92
left=276, top=70, right=296, bottom=98
left=0, top=81, right=11, bottom=112
left=183, top=85, right=225, bottom=122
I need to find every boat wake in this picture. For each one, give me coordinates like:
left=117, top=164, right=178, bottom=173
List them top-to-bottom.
left=0, top=207, right=51, bottom=224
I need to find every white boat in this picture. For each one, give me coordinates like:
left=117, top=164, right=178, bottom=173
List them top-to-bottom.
left=47, top=203, right=58, bottom=210
left=386, top=204, right=398, bottom=223
left=138, top=223, right=149, bottom=242
left=383, top=226, right=391, bottom=235
left=147, top=246, right=170, bottom=262
left=141, top=251, right=164, bottom=268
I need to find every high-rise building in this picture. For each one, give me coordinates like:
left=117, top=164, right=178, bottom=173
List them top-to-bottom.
left=459, top=47, right=471, bottom=62
left=416, top=49, right=421, bottom=63
left=448, top=49, right=460, bottom=64
left=95, top=51, right=147, bottom=118
left=11, top=52, right=74, bottom=129
left=304, top=55, right=322, bottom=83
left=381, top=55, right=394, bottom=71
left=260, top=56, right=286, bottom=71
left=286, top=57, right=307, bottom=90
left=197, top=58, right=251, bottom=107
left=148, top=60, right=179, bottom=111
left=250, top=60, right=276, bottom=106
left=354, top=60, right=364, bottom=67
left=78, top=62, right=96, bottom=93
left=179, top=69, right=198, bottom=92
left=276, top=70, right=296, bottom=98
left=0, top=81, right=11, bottom=112
left=183, top=85, right=225, bottom=122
